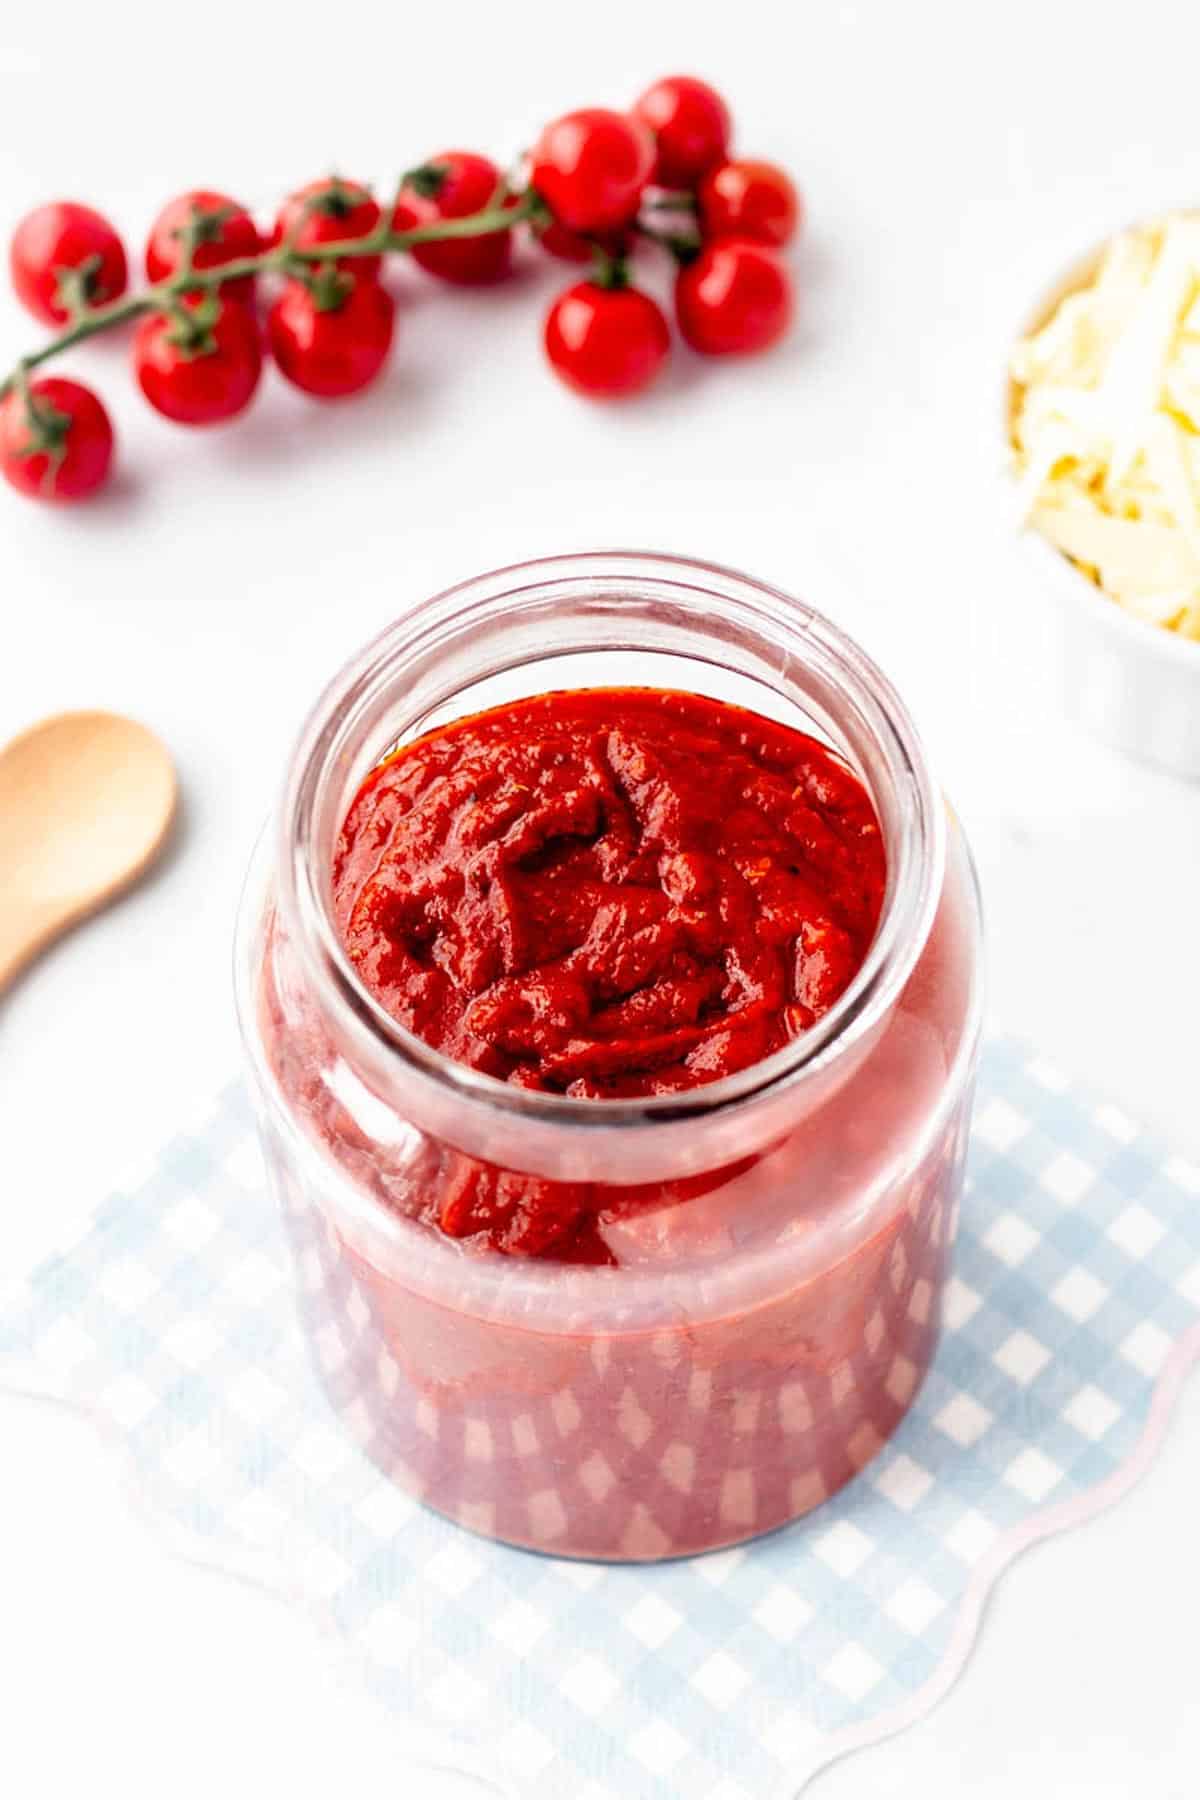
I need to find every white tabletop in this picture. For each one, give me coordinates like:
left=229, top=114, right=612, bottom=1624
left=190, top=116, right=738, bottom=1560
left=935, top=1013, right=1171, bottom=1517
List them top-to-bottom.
left=3, top=2, right=1198, bottom=1793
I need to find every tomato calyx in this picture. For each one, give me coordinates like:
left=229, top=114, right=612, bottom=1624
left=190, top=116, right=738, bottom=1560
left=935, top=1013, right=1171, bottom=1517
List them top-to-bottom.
left=401, top=161, right=452, bottom=202
left=302, top=175, right=374, bottom=220
left=172, top=199, right=240, bottom=264
left=52, top=253, right=105, bottom=320
left=290, top=261, right=357, bottom=313
left=161, top=292, right=224, bottom=359
left=9, top=379, right=71, bottom=474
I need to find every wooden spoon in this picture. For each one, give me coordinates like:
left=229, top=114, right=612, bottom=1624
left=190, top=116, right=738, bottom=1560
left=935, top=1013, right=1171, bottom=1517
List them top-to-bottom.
left=0, top=711, right=177, bottom=994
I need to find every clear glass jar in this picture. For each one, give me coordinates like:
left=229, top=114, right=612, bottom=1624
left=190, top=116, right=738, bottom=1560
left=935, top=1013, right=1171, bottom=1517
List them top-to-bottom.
left=236, top=552, right=983, bottom=1561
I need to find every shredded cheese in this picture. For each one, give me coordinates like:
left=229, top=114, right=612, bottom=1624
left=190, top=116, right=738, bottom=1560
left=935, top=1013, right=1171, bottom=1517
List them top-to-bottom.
left=1010, top=214, right=1200, bottom=639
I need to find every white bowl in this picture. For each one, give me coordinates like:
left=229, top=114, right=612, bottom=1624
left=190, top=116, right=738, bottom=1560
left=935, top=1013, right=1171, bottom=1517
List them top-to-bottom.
left=1006, top=235, right=1200, bottom=781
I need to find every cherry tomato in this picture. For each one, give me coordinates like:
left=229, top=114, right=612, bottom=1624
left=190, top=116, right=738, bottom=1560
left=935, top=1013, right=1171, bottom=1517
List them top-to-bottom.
left=633, top=76, right=732, bottom=188
left=530, top=109, right=654, bottom=235
left=394, top=152, right=515, bottom=284
left=697, top=159, right=801, bottom=248
left=144, top=191, right=260, bottom=302
left=9, top=202, right=128, bottom=326
left=675, top=239, right=793, bottom=355
left=268, top=275, right=395, bottom=398
left=544, top=281, right=670, bottom=397
left=133, top=295, right=262, bottom=424
left=0, top=372, right=113, bottom=500
left=0, top=376, right=114, bottom=502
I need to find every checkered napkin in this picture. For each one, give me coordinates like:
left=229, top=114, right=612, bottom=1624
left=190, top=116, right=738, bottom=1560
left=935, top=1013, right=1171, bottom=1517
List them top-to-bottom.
left=3, top=1035, right=1200, bottom=1800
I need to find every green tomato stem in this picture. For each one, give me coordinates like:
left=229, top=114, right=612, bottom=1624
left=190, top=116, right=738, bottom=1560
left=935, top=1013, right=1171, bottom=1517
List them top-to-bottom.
left=633, top=220, right=701, bottom=265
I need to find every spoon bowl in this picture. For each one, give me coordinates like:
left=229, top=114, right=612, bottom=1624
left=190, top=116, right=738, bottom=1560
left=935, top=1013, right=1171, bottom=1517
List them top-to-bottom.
left=0, top=710, right=177, bottom=992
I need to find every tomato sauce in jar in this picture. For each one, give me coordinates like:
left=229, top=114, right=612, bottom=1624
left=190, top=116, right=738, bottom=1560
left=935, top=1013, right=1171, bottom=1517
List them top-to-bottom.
left=240, top=556, right=982, bottom=1559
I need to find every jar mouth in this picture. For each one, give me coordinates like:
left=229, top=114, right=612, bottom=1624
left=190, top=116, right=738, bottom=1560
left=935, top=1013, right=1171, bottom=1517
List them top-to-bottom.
left=277, top=551, right=945, bottom=1134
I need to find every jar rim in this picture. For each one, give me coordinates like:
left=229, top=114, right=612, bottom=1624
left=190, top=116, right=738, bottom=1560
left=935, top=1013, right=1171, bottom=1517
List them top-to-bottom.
left=271, top=551, right=946, bottom=1138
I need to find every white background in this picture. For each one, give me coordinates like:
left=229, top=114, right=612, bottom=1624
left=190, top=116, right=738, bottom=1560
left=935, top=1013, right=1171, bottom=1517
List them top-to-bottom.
left=2, top=1, right=1199, bottom=1793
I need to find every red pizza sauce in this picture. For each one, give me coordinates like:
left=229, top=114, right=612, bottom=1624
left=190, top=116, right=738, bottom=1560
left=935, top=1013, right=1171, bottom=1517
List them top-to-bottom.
left=331, top=689, right=886, bottom=1260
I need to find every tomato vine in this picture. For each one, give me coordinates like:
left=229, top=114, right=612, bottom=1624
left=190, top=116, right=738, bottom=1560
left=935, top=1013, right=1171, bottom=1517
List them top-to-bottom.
left=2, top=76, right=802, bottom=502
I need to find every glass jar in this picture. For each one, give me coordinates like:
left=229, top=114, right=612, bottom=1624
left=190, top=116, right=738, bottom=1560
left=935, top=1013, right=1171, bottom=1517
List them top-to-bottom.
left=236, top=552, right=983, bottom=1562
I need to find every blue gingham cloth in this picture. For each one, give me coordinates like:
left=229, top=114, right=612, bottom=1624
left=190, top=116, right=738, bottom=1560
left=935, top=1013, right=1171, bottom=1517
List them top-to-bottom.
left=3, top=1034, right=1199, bottom=1798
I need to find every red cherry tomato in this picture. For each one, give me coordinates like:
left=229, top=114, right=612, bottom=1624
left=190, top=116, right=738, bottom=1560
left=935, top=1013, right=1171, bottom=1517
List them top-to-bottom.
left=633, top=76, right=732, bottom=188
left=531, top=109, right=654, bottom=235
left=393, top=152, right=515, bottom=285
left=697, top=160, right=801, bottom=248
left=274, top=177, right=382, bottom=277
left=145, top=191, right=260, bottom=302
left=9, top=202, right=128, bottom=326
left=675, top=240, right=793, bottom=355
left=268, top=276, right=395, bottom=398
left=544, top=281, right=670, bottom=397
left=133, top=295, right=263, bottom=424
left=0, top=376, right=114, bottom=502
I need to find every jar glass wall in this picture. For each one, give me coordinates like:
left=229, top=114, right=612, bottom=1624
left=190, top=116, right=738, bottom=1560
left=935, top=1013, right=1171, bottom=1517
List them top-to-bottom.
left=236, top=553, right=983, bottom=1561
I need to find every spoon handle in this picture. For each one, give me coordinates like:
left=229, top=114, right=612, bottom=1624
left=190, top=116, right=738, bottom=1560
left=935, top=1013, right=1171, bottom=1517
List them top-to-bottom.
left=0, top=899, right=61, bottom=995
